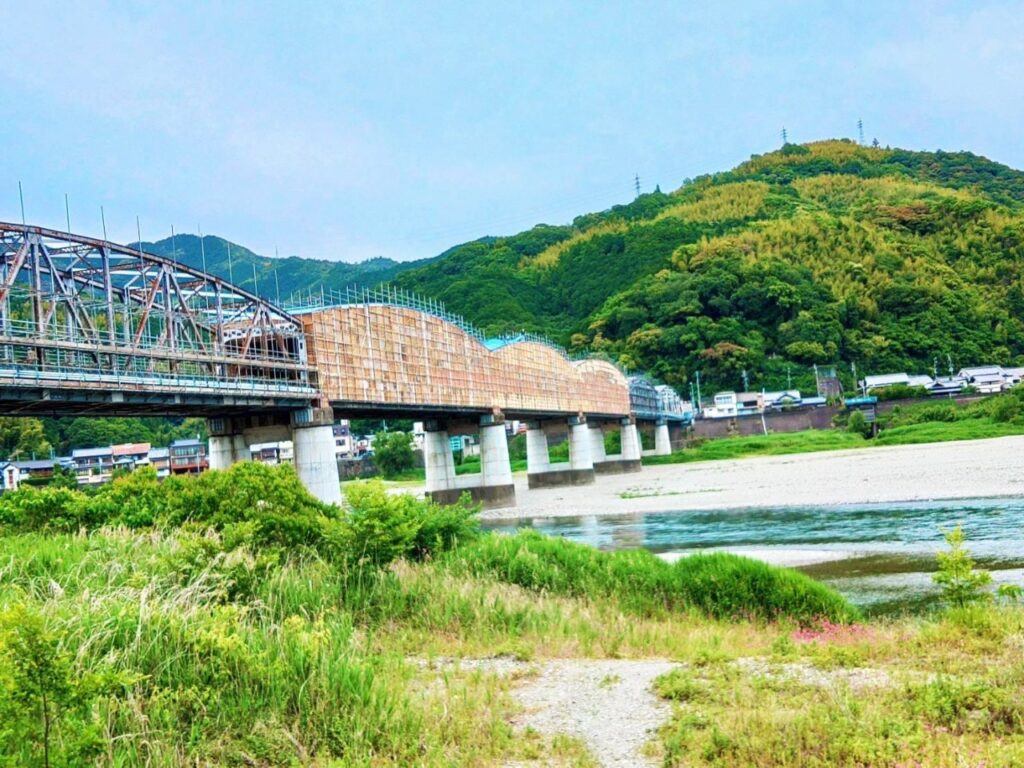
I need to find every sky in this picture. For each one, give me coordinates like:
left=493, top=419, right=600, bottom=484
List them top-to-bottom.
left=2, top=1, right=1023, bottom=263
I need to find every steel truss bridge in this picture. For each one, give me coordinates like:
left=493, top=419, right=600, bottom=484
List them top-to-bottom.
left=0, top=223, right=316, bottom=416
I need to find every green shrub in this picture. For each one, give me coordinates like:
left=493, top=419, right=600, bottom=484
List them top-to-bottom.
left=989, top=396, right=1020, bottom=423
left=847, top=410, right=871, bottom=437
left=933, top=524, right=992, bottom=608
left=449, top=530, right=856, bottom=624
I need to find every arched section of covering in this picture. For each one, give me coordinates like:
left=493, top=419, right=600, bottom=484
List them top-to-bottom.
left=301, top=305, right=631, bottom=416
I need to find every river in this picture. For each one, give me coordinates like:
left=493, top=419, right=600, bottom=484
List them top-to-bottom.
left=483, top=498, right=1024, bottom=614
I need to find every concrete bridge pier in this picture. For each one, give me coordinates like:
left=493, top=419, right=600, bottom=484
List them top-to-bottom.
left=290, top=406, right=343, bottom=506
left=207, top=408, right=343, bottom=506
left=425, top=414, right=516, bottom=509
left=526, top=416, right=596, bottom=489
left=594, top=417, right=643, bottom=475
left=654, top=421, right=672, bottom=456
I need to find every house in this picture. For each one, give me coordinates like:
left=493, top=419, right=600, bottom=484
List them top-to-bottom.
left=958, top=366, right=1007, bottom=394
left=1003, top=367, right=1024, bottom=386
left=860, top=373, right=911, bottom=392
left=927, top=376, right=967, bottom=396
left=763, top=390, right=802, bottom=410
left=705, top=392, right=738, bottom=418
left=736, top=392, right=764, bottom=416
left=333, top=421, right=354, bottom=458
left=169, top=438, right=207, bottom=475
left=249, top=441, right=294, bottom=465
left=112, top=442, right=151, bottom=471
left=72, top=446, right=113, bottom=480
left=148, top=447, right=170, bottom=478
left=15, top=458, right=57, bottom=480
left=0, top=461, right=19, bottom=491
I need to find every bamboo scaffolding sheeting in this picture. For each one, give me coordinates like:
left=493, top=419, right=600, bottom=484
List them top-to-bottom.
left=302, top=305, right=630, bottom=415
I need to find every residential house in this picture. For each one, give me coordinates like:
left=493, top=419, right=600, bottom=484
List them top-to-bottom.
left=958, top=366, right=1007, bottom=394
left=1003, top=367, right=1024, bottom=386
left=927, top=376, right=967, bottom=396
left=762, top=390, right=802, bottom=410
left=704, top=392, right=738, bottom=418
left=736, top=392, right=764, bottom=416
left=333, top=421, right=354, bottom=458
left=169, top=438, right=207, bottom=475
left=249, top=441, right=294, bottom=465
left=112, top=442, right=151, bottom=471
left=73, top=446, right=113, bottom=483
left=148, top=447, right=170, bottom=478
left=15, top=459, right=57, bottom=481
left=0, top=461, right=18, bottom=491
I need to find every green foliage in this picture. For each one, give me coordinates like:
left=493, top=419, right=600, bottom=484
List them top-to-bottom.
left=846, top=409, right=871, bottom=438
left=0, top=417, right=50, bottom=460
left=373, top=430, right=416, bottom=478
left=339, top=480, right=479, bottom=566
left=933, top=524, right=993, bottom=609
left=449, top=530, right=857, bottom=624
left=0, top=605, right=136, bottom=767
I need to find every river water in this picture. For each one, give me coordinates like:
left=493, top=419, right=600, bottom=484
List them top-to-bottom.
left=484, top=498, right=1024, bottom=614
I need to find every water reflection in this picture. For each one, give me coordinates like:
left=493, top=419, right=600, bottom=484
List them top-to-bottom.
left=484, top=498, right=1024, bottom=612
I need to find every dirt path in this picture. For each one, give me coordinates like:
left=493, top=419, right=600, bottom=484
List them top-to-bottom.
left=506, top=658, right=677, bottom=768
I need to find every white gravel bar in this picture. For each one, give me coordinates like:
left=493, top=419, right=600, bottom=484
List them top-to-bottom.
left=473, top=435, right=1024, bottom=522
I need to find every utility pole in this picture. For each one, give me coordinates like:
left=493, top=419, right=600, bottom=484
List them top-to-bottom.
left=226, top=241, right=234, bottom=285
left=947, top=353, right=954, bottom=377
left=851, top=361, right=858, bottom=393
left=786, top=365, right=792, bottom=390
left=742, top=369, right=749, bottom=392
left=695, top=371, right=702, bottom=415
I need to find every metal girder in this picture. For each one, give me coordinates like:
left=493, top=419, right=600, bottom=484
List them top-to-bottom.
left=0, top=223, right=315, bottom=401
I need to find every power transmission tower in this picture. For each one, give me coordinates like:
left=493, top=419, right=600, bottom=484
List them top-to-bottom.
left=858, top=119, right=865, bottom=145
left=781, top=127, right=788, bottom=145
left=634, top=173, right=641, bottom=198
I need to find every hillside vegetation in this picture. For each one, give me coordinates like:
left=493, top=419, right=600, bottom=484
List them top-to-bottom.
left=393, top=140, right=1024, bottom=392
left=128, top=141, right=1024, bottom=398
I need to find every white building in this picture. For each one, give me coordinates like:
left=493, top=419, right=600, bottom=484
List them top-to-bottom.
left=958, top=366, right=1009, bottom=394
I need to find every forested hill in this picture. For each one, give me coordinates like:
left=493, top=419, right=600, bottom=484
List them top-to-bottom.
left=392, top=140, right=1024, bottom=392
left=135, top=234, right=440, bottom=303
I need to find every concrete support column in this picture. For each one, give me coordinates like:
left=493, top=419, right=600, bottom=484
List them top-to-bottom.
left=290, top=406, right=342, bottom=506
left=207, top=416, right=248, bottom=470
left=527, top=417, right=595, bottom=488
left=479, top=419, right=514, bottom=489
left=568, top=419, right=594, bottom=471
left=620, top=420, right=642, bottom=462
left=654, top=421, right=672, bottom=456
left=525, top=424, right=551, bottom=474
left=589, top=424, right=607, bottom=463
left=424, top=428, right=457, bottom=494
left=208, top=434, right=236, bottom=471
left=231, top=434, right=250, bottom=463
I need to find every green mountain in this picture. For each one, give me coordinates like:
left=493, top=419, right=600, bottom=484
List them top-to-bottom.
left=137, top=140, right=1024, bottom=395
left=392, top=140, right=1024, bottom=393
left=136, top=234, right=442, bottom=304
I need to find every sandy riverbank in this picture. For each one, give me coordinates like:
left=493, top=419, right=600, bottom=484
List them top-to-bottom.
left=461, top=435, right=1024, bottom=522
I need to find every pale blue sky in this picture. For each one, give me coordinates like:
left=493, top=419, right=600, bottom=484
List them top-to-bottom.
left=2, top=2, right=1022, bottom=262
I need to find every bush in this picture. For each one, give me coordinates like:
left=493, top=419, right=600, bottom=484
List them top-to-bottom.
left=847, top=410, right=871, bottom=438
left=372, top=430, right=416, bottom=478
left=340, top=480, right=479, bottom=566
left=933, top=524, right=992, bottom=608
left=449, top=530, right=857, bottom=624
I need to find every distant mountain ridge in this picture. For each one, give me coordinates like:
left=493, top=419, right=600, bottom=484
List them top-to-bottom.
left=135, top=234, right=449, bottom=304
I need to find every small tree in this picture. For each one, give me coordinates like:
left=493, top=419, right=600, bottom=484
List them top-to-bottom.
left=847, top=410, right=871, bottom=438
left=373, top=430, right=416, bottom=478
left=933, top=524, right=992, bottom=608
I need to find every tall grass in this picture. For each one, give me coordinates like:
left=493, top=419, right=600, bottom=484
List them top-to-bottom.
left=447, top=530, right=857, bottom=624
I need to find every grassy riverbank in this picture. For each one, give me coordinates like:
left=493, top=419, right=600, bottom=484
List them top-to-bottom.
left=5, top=465, right=1023, bottom=765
